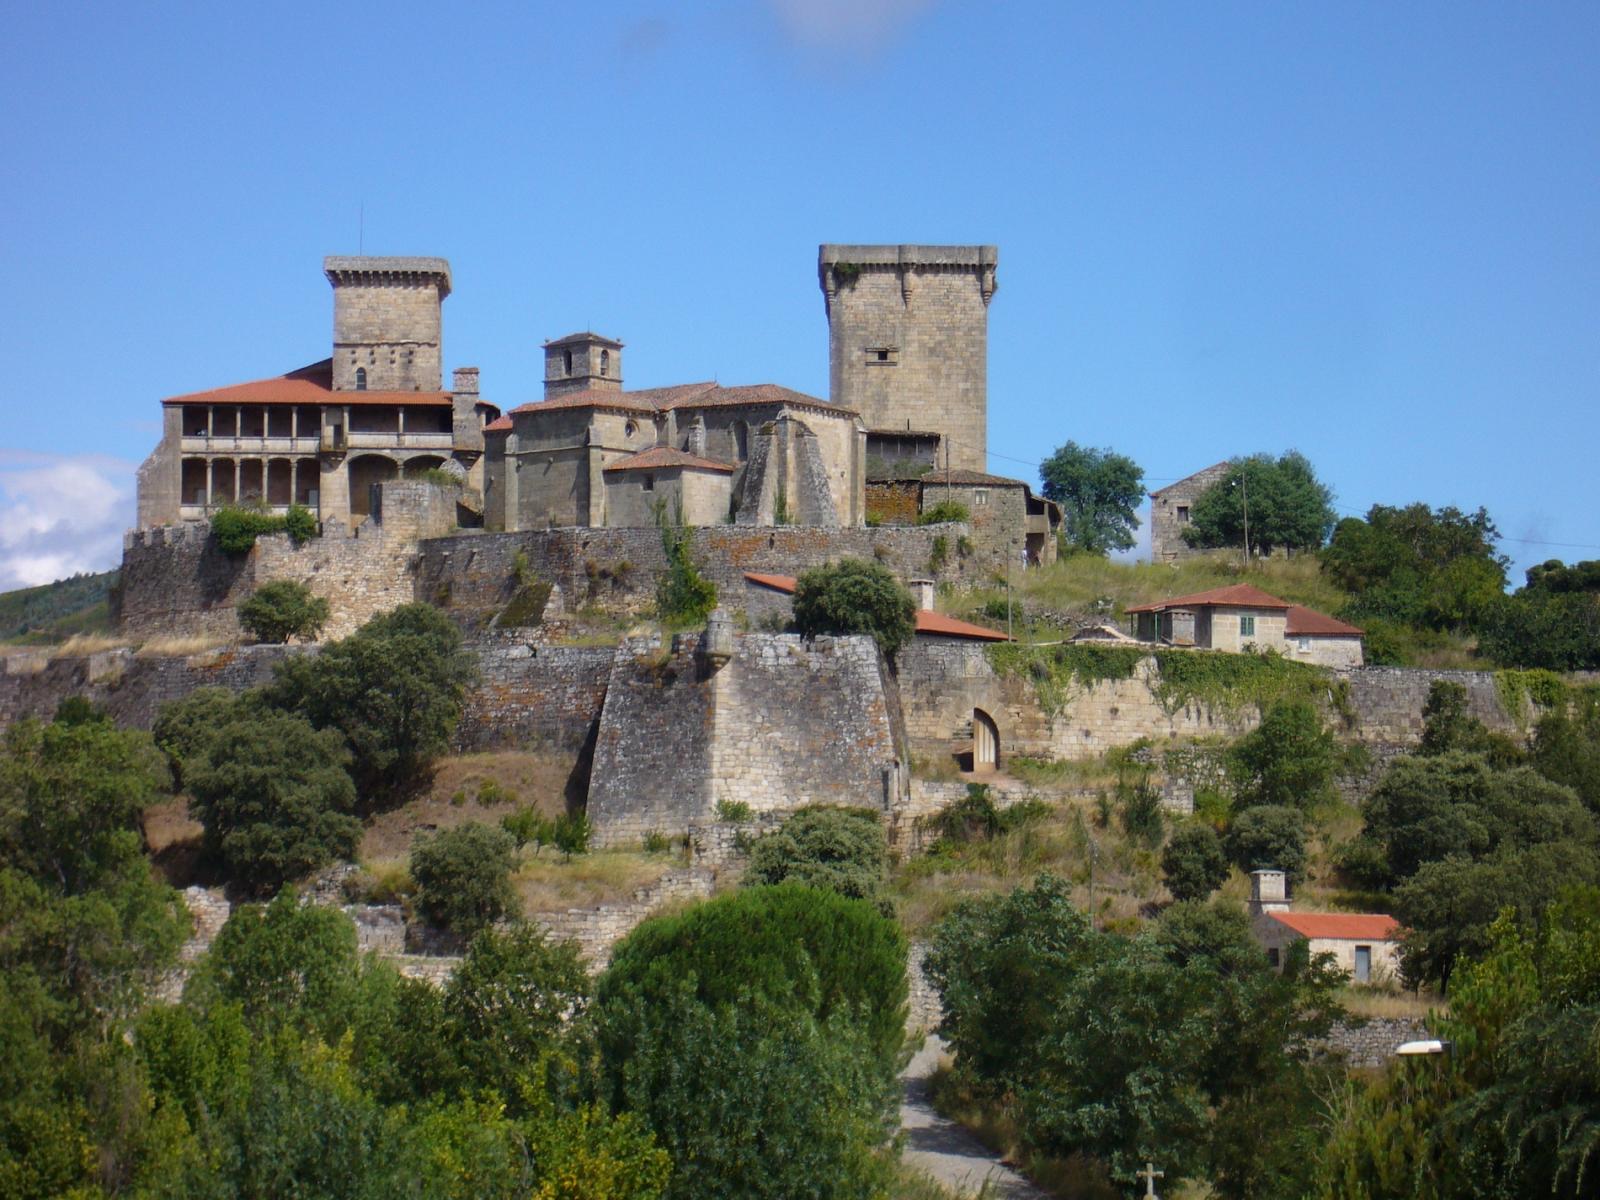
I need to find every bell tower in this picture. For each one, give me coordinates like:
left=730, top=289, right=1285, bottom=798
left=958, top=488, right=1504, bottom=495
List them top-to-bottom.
left=544, top=332, right=623, bottom=399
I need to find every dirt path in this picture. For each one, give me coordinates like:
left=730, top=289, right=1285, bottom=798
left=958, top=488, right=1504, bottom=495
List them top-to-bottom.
left=900, top=1036, right=1051, bottom=1199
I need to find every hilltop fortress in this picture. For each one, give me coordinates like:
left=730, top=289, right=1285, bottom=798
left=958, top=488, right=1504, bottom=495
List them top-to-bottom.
left=127, top=245, right=1059, bottom=639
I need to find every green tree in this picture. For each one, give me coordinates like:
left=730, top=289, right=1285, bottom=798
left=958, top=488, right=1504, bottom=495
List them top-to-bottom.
left=1038, top=440, right=1144, bottom=555
left=1183, top=452, right=1335, bottom=555
left=1322, top=502, right=1508, bottom=633
left=655, top=519, right=717, bottom=626
left=792, top=558, right=916, bottom=657
left=237, top=579, right=331, bottom=643
left=1477, top=589, right=1600, bottom=670
left=265, top=602, right=476, bottom=803
left=152, top=685, right=254, bottom=791
left=1529, top=699, right=1600, bottom=814
left=1228, top=701, right=1337, bottom=810
left=185, top=708, right=360, bottom=892
left=743, top=805, right=890, bottom=909
left=1224, top=805, right=1307, bottom=884
left=411, top=822, right=518, bottom=936
left=1161, top=824, right=1230, bottom=902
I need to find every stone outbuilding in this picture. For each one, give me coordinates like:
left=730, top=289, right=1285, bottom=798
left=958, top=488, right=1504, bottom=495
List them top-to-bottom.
left=1148, top=461, right=1232, bottom=563
left=865, top=468, right=1061, bottom=567
left=1127, top=584, right=1363, bottom=665
left=1248, top=869, right=1401, bottom=983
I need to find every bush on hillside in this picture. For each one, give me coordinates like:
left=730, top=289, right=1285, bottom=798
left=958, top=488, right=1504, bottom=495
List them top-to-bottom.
left=917, top=500, right=969, bottom=525
left=211, top=504, right=318, bottom=554
left=792, top=558, right=916, bottom=657
left=238, top=579, right=330, bottom=644
left=264, top=603, right=475, bottom=804
left=1228, top=701, right=1337, bottom=811
left=184, top=708, right=360, bottom=893
left=1223, top=805, right=1307, bottom=885
left=744, top=806, right=889, bottom=909
left=410, top=822, right=518, bottom=936
left=1161, top=824, right=1230, bottom=902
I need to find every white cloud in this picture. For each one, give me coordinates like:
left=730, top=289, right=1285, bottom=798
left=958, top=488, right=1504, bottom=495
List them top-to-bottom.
left=767, top=0, right=935, bottom=47
left=0, top=450, right=135, bottom=590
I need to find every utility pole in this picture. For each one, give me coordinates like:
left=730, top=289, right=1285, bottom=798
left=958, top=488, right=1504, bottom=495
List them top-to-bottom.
left=1235, top=474, right=1251, bottom=568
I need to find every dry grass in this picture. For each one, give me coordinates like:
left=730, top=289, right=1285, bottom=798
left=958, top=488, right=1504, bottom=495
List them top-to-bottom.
left=950, top=551, right=1351, bottom=629
left=50, top=633, right=128, bottom=657
left=136, top=634, right=232, bottom=658
left=359, top=751, right=581, bottom=862
left=142, top=796, right=207, bottom=887
left=513, top=848, right=678, bottom=914
left=1338, top=986, right=1446, bottom=1021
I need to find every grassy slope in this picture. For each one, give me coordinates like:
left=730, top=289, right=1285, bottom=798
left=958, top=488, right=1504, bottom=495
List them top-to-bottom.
left=0, top=570, right=118, bottom=643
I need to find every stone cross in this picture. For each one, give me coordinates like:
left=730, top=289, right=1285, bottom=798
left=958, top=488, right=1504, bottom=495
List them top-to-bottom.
left=1136, top=1161, right=1164, bottom=1198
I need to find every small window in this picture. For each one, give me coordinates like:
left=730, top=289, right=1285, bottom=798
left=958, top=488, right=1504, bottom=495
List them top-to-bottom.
left=866, top=346, right=898, bottom=366
left=600, top=349, right=610, bottom=377
left=564, top=350, right=573, bottom=376
left=354, top=367, right=367, bottom=391
left=624, top=420, right=638, bottom=439
left=641, top=473, right=654, bottom=492
left=973, top=489, right=989, bottom=507
left=1176, top=504, right=1190, bottom=523
left=1240, top=614, right=1256, bottom=637
left=1297, top=637, right=1310, bottom=650
left=1267, top=947, right=1280, bottom=968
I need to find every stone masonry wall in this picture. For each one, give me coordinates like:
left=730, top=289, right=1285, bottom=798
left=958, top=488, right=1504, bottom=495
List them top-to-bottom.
left=121, top=482, right=457, bottom=641
left=417, top=523, right=981, bottom=629
left=587, top=632, right=903, bottom=846
left=896, top=643, right=1526, bottom=767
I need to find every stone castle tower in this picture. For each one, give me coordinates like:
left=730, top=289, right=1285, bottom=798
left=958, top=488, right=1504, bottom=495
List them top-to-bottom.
left=818, top=244, right=997, bottom=473
left=324, top=256, right=452, bottom=392
left=543, top=331, right=623, bottom=399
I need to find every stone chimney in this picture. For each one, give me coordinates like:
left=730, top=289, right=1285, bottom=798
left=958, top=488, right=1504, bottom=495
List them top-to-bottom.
left=452, top=366, right=480, bottom=394
left=907, top=577, right=936, bottom=612
left=1248, top=869, right=1291, bottom=917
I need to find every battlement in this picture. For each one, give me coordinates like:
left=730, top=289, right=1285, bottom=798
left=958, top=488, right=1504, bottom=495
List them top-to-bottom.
left=323, top=256, right=452, bottom=296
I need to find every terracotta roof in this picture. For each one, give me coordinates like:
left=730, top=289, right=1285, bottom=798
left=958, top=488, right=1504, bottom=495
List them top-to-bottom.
left=162, top=359, right=452, bottom=408
left=505, top=381, right=855, bottom=419
left=483, top=415, right=512, bottom=433
left=603, top=446, right=735, bottom=473
left=920, top=468, right=1029, bottom=488
left=740, top=573, right=1011, bottom=641
left=1125, top=584, right=1293, bottom=614
left=1285, top=606, right=1363, bottom=637
left=914, top=610, right=1011, bottom=641
left=1267, top=911, right=1400, bottom=941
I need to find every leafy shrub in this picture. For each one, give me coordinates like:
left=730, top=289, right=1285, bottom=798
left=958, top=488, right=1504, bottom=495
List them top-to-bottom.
left=917, top=500, right=969, bottom=525
left=211, top=504, right=318, bottom=554
left=656, top=522, right=717, bottom=626
left=792, top=558, right=916, bottom=657
left=238, top=579, right=330, bottom=644
left=264, top=603, right=476, bottom=805
left=153, top=686, right=249, bottom=790
left=1228, top=701, right=1336, bottom=810
left=185, top=708, right=360, bottom=893
left=1117, top=777, right=1165, bottom=847
left=714, top=798, right=753, bottom=823
left=1224, top=805, right=1307, bottom=884
left=500, top=806, right=553, bottom=854
left=744, top=806, right=889, bottom=908
left=552, top=811, right=591, bottom=860
left=410, top=823, right=518, bottom=935
left=1161, top=824, right=1229, bottom=901
left=642, top=830, right=671, bottom=854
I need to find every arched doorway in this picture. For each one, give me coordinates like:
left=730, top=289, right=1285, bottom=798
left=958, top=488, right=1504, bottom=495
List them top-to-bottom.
left=347, top=455, right=398, bottom=517
left=973, top=708, right=1000, bottom=772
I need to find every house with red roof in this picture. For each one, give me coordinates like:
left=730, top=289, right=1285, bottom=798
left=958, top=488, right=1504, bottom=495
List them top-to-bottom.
left=741, top=572, right=1011, bottom=643
left=1127, top=585, right=1364, bottom=666
left=1247, top=869, right=1401, bottom=983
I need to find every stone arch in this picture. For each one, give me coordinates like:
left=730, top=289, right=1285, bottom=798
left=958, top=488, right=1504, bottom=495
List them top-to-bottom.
left=347, top=454, right=398, bottom=516
left=402, top=454, right=447, bottom=479
left=210, top=458, right=237, bottom=505
left=266, top=458, right=294, bottom=506
left=973, top=707, right=1000, bottom=772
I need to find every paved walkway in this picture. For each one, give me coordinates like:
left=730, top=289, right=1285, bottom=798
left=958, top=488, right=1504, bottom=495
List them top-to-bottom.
left=900, top=1036, right=1051, bottom=1199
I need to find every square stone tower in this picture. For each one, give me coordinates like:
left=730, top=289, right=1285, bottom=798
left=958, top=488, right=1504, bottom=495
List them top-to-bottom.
left=819, top=244, right=997, bottom=473
left=324, top=256, right=452, bottom=392
left=544, top=331, right=623, bottom=399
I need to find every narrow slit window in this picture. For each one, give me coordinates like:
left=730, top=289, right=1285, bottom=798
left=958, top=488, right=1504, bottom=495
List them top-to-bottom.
left=355, top=367, right=367, bottom=391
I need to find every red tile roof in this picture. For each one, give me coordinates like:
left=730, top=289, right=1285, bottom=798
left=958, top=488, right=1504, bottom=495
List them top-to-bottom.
left=162, top=359, right=452, bottom=407
left=505, top=382, right=856, bottom=419
left=483, top=415, right=512, bottom=433
left=603, top=446, right=736, bottom=474
left=919, top=468, right=1029, bottom=488
left=740, top=573, right=1011, bottom=641
left=1125, top=584, right=1293, bottom=614
left=1285, top=605, right=1364, bottom=637
left=1267, top=911, right=1400, bottom=941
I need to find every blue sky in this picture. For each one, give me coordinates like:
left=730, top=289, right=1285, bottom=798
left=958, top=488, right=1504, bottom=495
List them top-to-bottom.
left=1, top=0, right=1596, bottom=589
